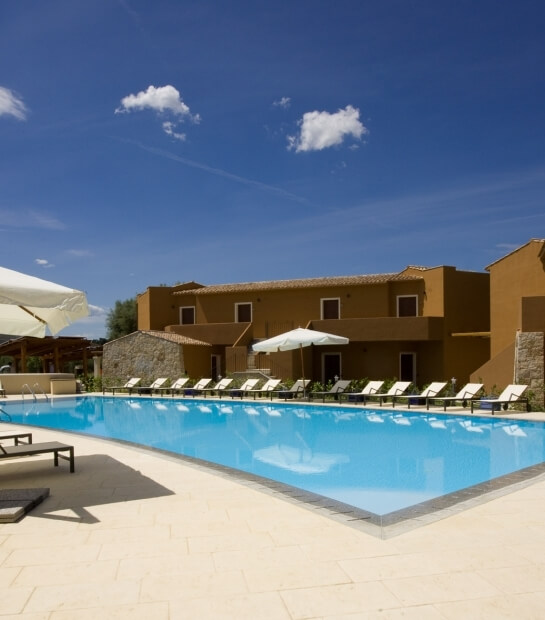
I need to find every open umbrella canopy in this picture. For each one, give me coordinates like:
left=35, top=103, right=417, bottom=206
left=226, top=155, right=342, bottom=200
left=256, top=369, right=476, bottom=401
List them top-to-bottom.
left=0, top=266, right=89, bottom=338
left=252, top=327, right=349, bottom=353
left=252, top=328, right=349, bottom=394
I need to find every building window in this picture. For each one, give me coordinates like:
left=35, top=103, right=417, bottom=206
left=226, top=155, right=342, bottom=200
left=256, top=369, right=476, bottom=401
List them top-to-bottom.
left=397, top=295, right=418, bottom=317
left=321, top=298, right=340, bottom=320
left=235, top=302, right=252, bottom=323
left=180, top=306, right=195, bottom=325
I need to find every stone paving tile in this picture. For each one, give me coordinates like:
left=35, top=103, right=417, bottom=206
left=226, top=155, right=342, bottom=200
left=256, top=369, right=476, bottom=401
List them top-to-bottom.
left=97, top=537, right=189, bottom=561
left=4, top=544, right=101, bottom=568
left=339, top=544, right=532, bottom=582
left=117, top=550, right=215, bottom=580
left=14, top=559, right=119, bottom=587
left=243, top=559, right=351, bottom=593
left=476, top=563, right=545, bottom=594
left=140, top=569, right=248, bottom=603
left=381, top=571, right=501, bottom=606
left=24, top=581, right=141, bottom=614
left=280, top=581, right=402, bottom=618
left=0, top=585, right=34, bottom=615
left=169, top=591, right=292, bottom=619
left=435, top=592, right=545, bottom=619
left=49, top=602, right=169, bottom=620
left=322, top=605, right=445, bottom=619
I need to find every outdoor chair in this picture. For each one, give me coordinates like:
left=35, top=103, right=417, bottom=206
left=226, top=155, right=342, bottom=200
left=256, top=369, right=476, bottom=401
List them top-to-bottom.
left=103, top=377, right=141, bottom=395
left=155, top=377, right=190, bottom=396
left=137, top=378, right=168, bottom=395
left=184, top=378, right=212, bottom=396
left=200, top=378, right=234, bottom=397
left=229, top=378, right=260, bottom=399
left=246, top=378, right=282, bottom=399
left=274, top=379, right=311, bottom=400
left=308, top=380, right=352, bottom=402
left=341, top=380, right=385, bottom=404
left=368, top=381, right=412, bottom=406
left=391, top=382, right=447, bottom=408
left=427, top=383, right=484, bottom=411
left=471, top=384, right=530, bottom=413
left=0, top=432, right=32, bottom=445
left=0, top=441, right=75, bottom=472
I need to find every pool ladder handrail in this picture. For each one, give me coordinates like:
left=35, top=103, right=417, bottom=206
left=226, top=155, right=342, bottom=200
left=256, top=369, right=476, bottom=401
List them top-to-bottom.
left=21, top=383, right=49, bottom=402
left=0, top=406, right=11, bottom=422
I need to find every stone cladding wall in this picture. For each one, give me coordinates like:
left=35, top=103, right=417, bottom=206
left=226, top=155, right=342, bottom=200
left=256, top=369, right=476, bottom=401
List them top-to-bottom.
left=515, top=331, right=544, bottom=409
left=103, top=332, right=184, bottom=385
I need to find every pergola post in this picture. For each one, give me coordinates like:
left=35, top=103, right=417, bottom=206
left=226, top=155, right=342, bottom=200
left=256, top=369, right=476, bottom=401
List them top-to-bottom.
left=20, top=340, right=27, bottom=372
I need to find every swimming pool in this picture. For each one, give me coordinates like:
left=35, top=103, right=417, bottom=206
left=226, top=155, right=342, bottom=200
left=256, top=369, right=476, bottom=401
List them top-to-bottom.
left=2, top=396, right=545, bottom=518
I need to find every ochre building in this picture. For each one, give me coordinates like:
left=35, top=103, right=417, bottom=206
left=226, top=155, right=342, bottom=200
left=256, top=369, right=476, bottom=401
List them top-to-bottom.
left=137, top=265, right=490, bottom=389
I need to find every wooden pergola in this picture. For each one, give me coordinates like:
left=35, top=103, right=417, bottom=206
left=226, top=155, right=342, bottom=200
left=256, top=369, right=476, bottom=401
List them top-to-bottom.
left=0, top=336, right=102, bottom=375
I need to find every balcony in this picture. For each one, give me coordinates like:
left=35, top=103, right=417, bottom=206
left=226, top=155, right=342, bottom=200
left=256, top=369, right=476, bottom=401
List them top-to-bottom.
left=310, top=317, right=444, bottom=341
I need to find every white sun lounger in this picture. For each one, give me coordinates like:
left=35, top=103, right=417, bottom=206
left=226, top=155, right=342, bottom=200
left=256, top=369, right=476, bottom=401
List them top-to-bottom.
left=103, top=377, right=141, bottom=395
left=341, top=380, right=385, bottom=404
left=392, top=382, right=447, bottom=408
left=426, top=383, right=484, bottom=411
left=471, top=384, right=530, bottom=413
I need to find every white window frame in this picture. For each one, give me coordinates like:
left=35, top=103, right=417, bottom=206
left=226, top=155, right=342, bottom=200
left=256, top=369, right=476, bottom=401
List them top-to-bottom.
left=397, top=295, right=418, bottom=317
left=321, top=297, right=341, bottom=320
left=235, top=302, right=252, bottom=323
left=179, top=306, right=196, bottom=325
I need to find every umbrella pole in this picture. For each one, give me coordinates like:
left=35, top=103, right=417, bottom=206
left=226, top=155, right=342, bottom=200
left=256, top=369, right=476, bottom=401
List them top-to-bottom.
left=300, top=344, right=305, bottom=397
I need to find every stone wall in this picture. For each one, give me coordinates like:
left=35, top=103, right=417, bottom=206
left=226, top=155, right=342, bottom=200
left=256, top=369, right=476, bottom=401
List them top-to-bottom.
left=515, top=331, right=544, bottom=409
left=102, top=332, right=185, bottom=386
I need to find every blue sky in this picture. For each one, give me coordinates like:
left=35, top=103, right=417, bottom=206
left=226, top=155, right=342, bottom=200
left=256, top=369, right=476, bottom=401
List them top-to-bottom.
left=1, top=1, right=544, bottom=339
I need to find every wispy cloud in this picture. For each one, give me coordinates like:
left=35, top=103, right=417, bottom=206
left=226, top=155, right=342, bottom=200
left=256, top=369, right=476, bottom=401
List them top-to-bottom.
left=0, top=86, right=28, bottom=121
left=273, top=96, right=291, bottom=109
left=288, top=105, right=368, bottom=153
left=162, top=121, right=186, bottom=141
left=124, top=140, right=311, bottom=206
left=0, top=209, right=65, bottom=230
left=66, top=249, right=93, bottom=258
left=35, top=258, right=54, bottom=268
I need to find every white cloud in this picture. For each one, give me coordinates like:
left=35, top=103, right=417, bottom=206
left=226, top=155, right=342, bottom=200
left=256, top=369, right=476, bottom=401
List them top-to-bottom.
left=115, top=85, right=200, bottom=123
left=0, top=86, right=28, bottom=121
left=273, top=96, right=291, bottom=109
left=287, top=105, right=367, bottom=153
left=162, top=121, right=186, bottom=141
left=35, top=258, right=54, bottom=268
left=88, top=304, right=107, bottom=317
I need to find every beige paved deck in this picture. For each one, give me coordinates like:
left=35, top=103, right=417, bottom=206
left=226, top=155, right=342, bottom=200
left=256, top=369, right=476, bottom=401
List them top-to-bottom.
left=1, top=402, right=545, bottom=618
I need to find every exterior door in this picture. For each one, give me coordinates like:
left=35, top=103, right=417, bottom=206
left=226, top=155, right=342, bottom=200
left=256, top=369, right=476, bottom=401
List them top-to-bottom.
left=400, top=352, right=416, bottom=383
left=323, top=353, right=341, bottom=385
left=211, top=355, right=221, bottom=381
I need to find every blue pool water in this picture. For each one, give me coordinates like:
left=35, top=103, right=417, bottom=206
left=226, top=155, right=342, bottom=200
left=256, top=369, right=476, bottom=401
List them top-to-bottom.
left=2, top=396, right=545, bottom=516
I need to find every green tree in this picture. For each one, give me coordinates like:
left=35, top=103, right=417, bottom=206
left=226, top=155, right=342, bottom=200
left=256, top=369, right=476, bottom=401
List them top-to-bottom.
left=106, top=298, right=137, bottom=340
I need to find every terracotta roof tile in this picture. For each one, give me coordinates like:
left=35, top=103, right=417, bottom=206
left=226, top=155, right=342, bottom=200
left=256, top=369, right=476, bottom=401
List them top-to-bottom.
left=173, top=273, right=422, bottom=295
left=142, top=330, right=211, bottom=346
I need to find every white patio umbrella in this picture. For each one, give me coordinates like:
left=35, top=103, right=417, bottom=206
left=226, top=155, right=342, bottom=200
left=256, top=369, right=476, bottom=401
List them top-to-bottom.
left=0, top=266, right=89, bottom=338
left=252, top=327, right=349, bottom=394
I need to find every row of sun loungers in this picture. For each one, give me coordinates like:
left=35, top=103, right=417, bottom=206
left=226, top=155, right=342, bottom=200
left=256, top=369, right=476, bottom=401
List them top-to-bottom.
left=103, top=376, right=530, bottom=412
left=103, top=377, right=311, bottom=400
